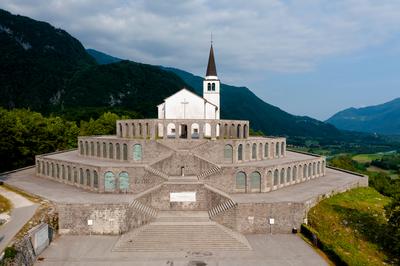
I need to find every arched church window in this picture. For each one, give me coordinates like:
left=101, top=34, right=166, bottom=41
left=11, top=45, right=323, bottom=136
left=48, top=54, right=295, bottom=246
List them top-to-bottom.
left=207, top=83, right=211, bottom=91
left=212, top=83, right=215, bottom=91
left=252, top=143, right=257, bottom=159
left=133, top=144, right=142, bottom=161
left=224, top=144, right=233, bottom=163
left=238, top=144, right=243, bottom=161
left=273, top=169, right=279, bottom=186
left=104, top=171, right=116, bottom=192
left=236, top=171, right=246, bottom=191
left=250, top=171, right=261, bottom=192
left=119, top=172, right=129, bottom=191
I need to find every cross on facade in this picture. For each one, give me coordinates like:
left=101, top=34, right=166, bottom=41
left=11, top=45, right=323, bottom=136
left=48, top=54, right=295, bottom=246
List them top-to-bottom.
left=181, top=98, right=189, bottom=118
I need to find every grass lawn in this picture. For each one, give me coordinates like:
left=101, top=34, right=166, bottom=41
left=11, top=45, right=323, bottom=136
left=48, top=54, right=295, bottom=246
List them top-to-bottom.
left=352, top=153, right=383, bottom=163
left=307, top=187, right=394, bottom=266
left=0, top=193, right=12, bottom=213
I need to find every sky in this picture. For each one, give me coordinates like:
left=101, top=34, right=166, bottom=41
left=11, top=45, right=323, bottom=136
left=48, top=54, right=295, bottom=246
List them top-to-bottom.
left=1, top=0, right=400, bottom=120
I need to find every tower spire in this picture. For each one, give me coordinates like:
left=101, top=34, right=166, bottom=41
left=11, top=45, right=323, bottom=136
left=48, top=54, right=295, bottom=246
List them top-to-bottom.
left=206, top=41, right=217, bottom=77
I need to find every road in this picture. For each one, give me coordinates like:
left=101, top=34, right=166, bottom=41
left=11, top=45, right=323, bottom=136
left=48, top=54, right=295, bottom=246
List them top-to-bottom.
left=0, top=186, right=38, bottom=253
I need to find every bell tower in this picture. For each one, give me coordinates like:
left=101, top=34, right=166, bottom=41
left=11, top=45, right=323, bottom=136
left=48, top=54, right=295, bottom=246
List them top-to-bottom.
left=203, top=43, right=220, bottom=119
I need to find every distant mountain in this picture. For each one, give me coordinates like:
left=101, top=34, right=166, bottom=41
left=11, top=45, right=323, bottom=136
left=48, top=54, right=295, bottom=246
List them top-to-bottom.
left=86, top=48, right=122, bottom=64
left=165, top=68, right=339, bottom=138
left=326, top=98, right=400, bottom=135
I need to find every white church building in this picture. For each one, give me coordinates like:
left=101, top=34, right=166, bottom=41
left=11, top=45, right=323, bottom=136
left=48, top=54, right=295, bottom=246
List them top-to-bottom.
left=157, top=44, right=221, bottom=137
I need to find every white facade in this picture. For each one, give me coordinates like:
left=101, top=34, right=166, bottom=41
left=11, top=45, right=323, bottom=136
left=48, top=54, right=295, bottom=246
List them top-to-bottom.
left=203, top=75, right=220, bottom=119
left=157, top=88, right=218, bottom=120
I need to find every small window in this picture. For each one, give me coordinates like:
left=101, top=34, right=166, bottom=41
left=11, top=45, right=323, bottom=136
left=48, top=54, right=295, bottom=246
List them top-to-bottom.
left=207, top=83, right=211, bottom=91
left=212, top=83, right=215, bottom=91
left=252, top=143, right=257, bottom=159
left=224, top=144, right=233, bottom=162
left=238, top=144, right=243, bottom=161
left=273, top=169, right=279, bottom=186
left=93, top=171, right=99, bottom=188
left=119, top=172, right=129, bottom=191
left=250, top=172, right=261, bottom=192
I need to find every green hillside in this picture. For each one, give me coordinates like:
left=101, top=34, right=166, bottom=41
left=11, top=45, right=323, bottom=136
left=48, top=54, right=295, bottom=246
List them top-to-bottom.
left=327, top=98, right=400, bottom=135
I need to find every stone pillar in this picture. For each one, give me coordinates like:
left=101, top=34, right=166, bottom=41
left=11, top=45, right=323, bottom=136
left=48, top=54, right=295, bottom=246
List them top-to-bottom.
left=150, top=121, right=156, bottom=140
left=163, top=122, right=167, bottom=139
left=211, top=122, right=216, bottom=140
left=135, top=123, right=140, bottom=138
left=175, top=123, right=179, bottom=139
left=187, top=123, right=192, bottom=140
left=199, top=123, right=204, bottom=139
left=239, top=125, right=243, bottom=139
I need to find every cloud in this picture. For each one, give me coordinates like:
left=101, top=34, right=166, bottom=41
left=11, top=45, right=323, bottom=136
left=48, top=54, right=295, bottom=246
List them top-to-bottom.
left=1, top=0, right=400, bottom=80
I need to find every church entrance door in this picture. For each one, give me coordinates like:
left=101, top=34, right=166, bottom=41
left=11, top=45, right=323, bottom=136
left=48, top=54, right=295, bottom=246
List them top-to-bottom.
left=180, top=124, right=188, bottom=139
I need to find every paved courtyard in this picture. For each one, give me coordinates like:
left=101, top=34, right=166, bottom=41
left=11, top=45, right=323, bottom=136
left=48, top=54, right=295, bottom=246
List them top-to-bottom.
left=36, top=234, right=328, bottom=266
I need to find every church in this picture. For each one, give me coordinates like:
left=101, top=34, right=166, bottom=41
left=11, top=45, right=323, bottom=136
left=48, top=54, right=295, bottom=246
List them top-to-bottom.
left=157, top=45, right=221, bottom=137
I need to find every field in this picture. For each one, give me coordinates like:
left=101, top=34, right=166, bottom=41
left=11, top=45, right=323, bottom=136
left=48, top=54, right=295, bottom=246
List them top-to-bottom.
left=352, top=153, right=384, bottom=163
left=307, top=187, right=394, bottom=265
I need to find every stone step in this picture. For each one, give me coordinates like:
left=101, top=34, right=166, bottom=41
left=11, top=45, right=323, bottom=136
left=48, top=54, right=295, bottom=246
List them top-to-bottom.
left=113, top=213, right=251, bottom=252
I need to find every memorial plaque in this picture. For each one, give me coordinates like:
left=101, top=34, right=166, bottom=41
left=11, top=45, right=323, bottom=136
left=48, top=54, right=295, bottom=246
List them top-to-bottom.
left=170, top=192, right=196, bottom=202
left=28, top=223, right=49, bottom=255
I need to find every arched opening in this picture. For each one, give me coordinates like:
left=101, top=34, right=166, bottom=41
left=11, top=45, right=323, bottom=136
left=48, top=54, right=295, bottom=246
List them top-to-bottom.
left=207, top=83, right=211, bottom=91
left=212, top=83, right=216, bottom=91
left=118, top=123, right=122, bottom=137
left=125, top=123, right=129, bottom=138
left=131, top=123, right=136, bottom=137
left=138, top=123, right=142, bottom=137
left=167, top=123, right=176, bottom=138
left=191, top=123, right=199, bottom=139
left=179, top=124, right=188, bottom=139
left=224, top=124, right=229, bottom=138
left=230, top=124, right=235, bottom=138
left=237, top=124, right=241, bottom=138
left=243, top=124, right=248, bottom=138
left=79, top=141, right=84, bottom=155
left=85, top=141, right=89, bottom=156
left=90, top=142, right=94, bottom=156
left=97, top=142, right=100, bottom=157
left=102, top=142, right=107, bottom=158
left=275, top=142, right=280, bottom=157
left=281, top=142, right=285, bottom=156
left=109, top=143, right=114, bottom=159
left=116, top=143, right=121, bottom=160
left=252, top=143, right=257, bottom=159
left=264, top=143, right=269, bottom=158
left=123, top=144, right=128, bottom=160
left=133, top=144, right=142, bottom=161
left=224, top=144, right=233, bottom=163
left=238, top=144, right=243, bottom=161
left=317, top=161, right=321, bottom=174
left=313, top=162, right=316, bottom=177
left=51, top=163, right=54, bottom=177
left=308, top=163, right=312, bottom=178
left=303, top=164, right=307, bottom=179
left=62, top=165, right=65, bottom=179
left=299, top=165, right=303, bottom=180
left=67, top=166, right=71, bottom=181
left=293, top=166, right=297, bottom=181
left=286, top=167, right=291, bottom=183
left=73, top=168, right=77, bottom=183
left=79, top=168, right=84, bottom=185
left=280, top=168, right=285, bottom=185
left=86, top=169, right=91, bottom=186
left=273, top=169, right=279, bottom=186
left=267, top=170, right=273, bottom=189
left=93, top=171, right=98, bottom=188
left=104, top=171, right=116, bottom=192
left=235, top=171, right=246, bottom=192
left=250, top=171, right=261, bottom=192
left=119, top=172, right=129, bottom=192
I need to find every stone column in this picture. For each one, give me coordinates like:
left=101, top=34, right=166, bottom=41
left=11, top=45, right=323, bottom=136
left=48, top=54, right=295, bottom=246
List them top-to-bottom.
left=150, top=121, right=156, bottom=140
left=163, top=122, right=167, bottom=139
left=199, top=122, right=204, bottom=139
left=175, top=123, right=179, bottom=139
left=187, top=123, right=192, bottom=140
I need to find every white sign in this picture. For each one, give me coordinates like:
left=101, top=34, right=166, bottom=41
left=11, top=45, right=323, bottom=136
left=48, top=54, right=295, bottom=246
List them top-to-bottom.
left=170, top=192, right=196, bottom=202
left=269, top=218, right=275, bottom=225
left=87, top=219, right=93, bottom=226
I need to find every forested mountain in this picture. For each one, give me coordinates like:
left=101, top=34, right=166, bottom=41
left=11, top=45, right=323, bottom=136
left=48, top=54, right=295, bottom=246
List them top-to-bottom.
left=0, top=9, right=189, bottom=116
left=327, top=98, right=400, bottom=135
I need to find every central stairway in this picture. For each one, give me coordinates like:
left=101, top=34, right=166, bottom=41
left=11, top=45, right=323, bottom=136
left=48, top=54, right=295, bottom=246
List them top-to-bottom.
left=113, top=211, right=251, bottom=252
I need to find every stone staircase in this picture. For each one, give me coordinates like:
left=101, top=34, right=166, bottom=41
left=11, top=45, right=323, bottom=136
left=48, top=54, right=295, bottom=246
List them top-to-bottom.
left=145, top=165, right=169, bottom=180
left=197, top=165, right=222, bottom=179
left=128, top=199, right=158, bottom=218
left=208, top=199, right=237, bottom=218
left=113, top=211, right=251, bottom=252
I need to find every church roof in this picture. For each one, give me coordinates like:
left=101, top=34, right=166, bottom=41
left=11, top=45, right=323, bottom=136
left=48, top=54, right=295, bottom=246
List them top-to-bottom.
left=206, top=44, right=217, bottom=76
left=157, top=88, right=218, bottom=108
